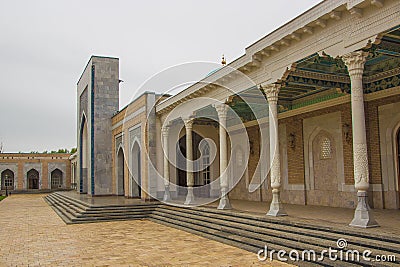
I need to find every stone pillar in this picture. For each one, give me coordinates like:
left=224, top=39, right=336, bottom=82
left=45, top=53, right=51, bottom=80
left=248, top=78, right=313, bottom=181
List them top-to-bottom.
left=342, top=51, right=379, bottom=228
left=262, top=83, right=287, bottom=216
left=214, top=104, right=232, bottom=210
left=183, top=118, right=195, bottom=205
left=162, top=124, right=171, bottom=201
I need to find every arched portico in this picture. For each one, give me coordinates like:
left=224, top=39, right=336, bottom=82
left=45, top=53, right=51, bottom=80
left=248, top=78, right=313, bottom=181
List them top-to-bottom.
left=176, top=131, right=206, bottom=196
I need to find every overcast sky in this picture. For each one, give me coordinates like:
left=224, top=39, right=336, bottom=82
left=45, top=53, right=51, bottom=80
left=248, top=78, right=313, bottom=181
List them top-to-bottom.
left=0, top=0, right=321, bottom=153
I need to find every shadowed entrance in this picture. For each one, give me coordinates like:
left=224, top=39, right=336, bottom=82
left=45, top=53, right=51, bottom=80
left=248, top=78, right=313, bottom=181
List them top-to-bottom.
left=177, top=131, right=208, bottom=196
left=131, top=142, right=141, bottom=198
left=27, top=169, right=39, bottom=189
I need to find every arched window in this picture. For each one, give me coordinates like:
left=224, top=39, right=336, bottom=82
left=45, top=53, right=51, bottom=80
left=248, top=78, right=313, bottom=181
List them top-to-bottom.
left=320, top=137, right=332, bottom=160
left=201, top=142, right=211, bottom=185
left=1, top=169, right=14, bottom=190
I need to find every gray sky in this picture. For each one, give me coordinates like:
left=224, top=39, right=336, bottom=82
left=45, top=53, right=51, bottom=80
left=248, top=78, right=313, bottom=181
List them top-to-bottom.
left=0, top=0, right=321, bottom=153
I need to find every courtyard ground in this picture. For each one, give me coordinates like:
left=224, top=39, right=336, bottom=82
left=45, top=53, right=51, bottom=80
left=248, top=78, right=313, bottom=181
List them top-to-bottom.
left=0, top=194, right=290, bottom=267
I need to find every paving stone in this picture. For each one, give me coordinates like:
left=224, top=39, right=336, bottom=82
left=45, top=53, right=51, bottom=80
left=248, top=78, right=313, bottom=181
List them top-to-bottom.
left=0, top=194, right=290, bottom=266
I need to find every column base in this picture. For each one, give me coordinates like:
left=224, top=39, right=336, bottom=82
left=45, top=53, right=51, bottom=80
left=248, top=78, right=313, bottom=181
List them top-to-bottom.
left=163, top=185, right=171, bottom=202
left=184, top=187, right=195, bottom=205
left=217, top=189, right=232, bottom=210
left=267, top=189, right=287, bottom=217
left=349, top=191, right=379, bottom=228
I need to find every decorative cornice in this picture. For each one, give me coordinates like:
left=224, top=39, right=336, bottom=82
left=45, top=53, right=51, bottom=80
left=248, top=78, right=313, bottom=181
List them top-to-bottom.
left=364, top=67, right=400, bottom=83
left=293, top=69, right=350, bottom=83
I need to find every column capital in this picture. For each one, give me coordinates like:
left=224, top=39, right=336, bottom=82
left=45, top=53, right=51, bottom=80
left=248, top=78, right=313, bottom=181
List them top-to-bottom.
left=342, top=51, right=369, bottom=76
left=260, top=83, right=281, bottom=104
left=213, top=103, right=229, bottom=119
left=182, top=117, right=194, bottom=129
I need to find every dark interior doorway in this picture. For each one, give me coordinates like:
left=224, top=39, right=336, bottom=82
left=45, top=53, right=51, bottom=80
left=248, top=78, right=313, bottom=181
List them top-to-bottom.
left=27, top=169, right=39, bottom=189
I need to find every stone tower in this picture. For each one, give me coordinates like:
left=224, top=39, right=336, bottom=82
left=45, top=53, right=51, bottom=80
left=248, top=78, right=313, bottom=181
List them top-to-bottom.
left=77, top=56, right=119, bottom=195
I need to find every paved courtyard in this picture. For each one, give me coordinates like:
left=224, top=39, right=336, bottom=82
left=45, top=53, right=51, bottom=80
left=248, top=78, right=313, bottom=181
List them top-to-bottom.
left=0, top=194, right=290, bottom=267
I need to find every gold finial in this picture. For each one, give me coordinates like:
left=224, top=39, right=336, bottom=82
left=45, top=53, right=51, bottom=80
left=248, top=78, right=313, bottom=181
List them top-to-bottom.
left=221, top=54, right=226, bottom=66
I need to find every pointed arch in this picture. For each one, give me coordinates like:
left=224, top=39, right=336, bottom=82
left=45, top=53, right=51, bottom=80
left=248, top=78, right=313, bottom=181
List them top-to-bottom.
left=79, top=113, right=89, bottom=193
left=130, top=140, right=141, bottom=198
left=200, top=141, right=211, bottom=185
left=116, top=146, right=125, bottom=196
left=50, top=168, right=63, bottom=189
left=1, top=169, right=14, bottom=190
left=27, top=169, right=39, bottom=190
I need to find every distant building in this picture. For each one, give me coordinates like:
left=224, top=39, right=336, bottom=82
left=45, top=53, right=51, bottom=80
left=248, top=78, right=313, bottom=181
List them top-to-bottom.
left=0, top=153, right=71, bottom=192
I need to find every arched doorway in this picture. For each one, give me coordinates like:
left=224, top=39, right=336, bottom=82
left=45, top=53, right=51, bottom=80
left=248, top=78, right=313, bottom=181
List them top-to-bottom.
left=79, top=115, right=89, bottom=193
left=176, top=131, right=204, bottom=196
left=131, top=142, right=141, bottom=198
left=116, top=147, right=125, bottom=196
left=1, top=169, right=14, bottom=190
left=27, top=169, right=39, bottom=190
left=51, top=169, right=63, bottom=189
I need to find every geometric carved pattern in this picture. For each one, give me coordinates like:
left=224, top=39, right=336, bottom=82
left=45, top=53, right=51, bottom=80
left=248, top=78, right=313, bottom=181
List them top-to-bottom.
left=320, top=137, right=332, bottom=160
left=353, top=143, right=369, bottom=185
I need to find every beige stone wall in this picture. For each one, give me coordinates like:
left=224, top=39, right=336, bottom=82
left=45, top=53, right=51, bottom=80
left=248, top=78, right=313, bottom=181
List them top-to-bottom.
left=111, top=93, right=150, bottom=200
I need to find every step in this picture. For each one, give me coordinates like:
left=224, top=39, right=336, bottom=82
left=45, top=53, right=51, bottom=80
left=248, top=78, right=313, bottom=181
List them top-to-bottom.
left=52, top=192, right=91, bottom=209
left=44, top=193, right=399, bottom=266
left=47, top=194, right=86, bottom=214
left=46, top=195, right=83, bottom=218
left=44, top=196, right=75, bottom=224
left=159, top=205, right=400, bottom=255
left=187, top=205, right=400, bottom=245
left=78, top=209, right=155, bottom=218
left=152, top=212, right=390, bottom=266
left=70, top=214, right=150, bottom=224
left=149, top=214, right=335, bottom=267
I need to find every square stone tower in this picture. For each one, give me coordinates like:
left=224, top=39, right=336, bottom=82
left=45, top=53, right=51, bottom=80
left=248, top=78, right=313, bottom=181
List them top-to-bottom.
left=77, top=56, right=119, bottom=195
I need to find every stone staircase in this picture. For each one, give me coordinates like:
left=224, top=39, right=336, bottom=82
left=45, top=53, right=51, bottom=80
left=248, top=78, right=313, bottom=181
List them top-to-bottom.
left=45, top=192, right=400, bottom=266
left=45, top=192, right=158, bottom=224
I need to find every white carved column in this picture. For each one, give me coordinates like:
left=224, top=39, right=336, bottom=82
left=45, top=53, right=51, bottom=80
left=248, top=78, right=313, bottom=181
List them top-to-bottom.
left=342, top=51, right=379, bottom=228
left=262, top=83, right=287, bottom=216
left=214, top=103, right=232, bottom=210
left=183, top=118, right=195, bottom=205
left=162, top=124, right=171, bottom=201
